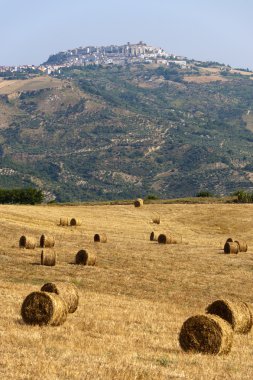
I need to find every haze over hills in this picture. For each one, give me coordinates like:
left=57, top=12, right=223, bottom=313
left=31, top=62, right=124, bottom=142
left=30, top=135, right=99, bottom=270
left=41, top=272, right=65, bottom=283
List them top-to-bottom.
left=0, top=42, right=253, bottom=202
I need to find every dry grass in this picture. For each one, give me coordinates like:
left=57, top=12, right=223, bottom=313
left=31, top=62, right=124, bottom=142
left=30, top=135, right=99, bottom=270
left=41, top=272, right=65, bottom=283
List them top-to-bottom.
left=200, top=68, right=222, bottom=74
left=230, top=69, right=252, bottom=76
left=184, top=75, right=228, bottom=83
left=0, top=76, right=63, bottom=95
left=0, top=203, right=253, bottom=379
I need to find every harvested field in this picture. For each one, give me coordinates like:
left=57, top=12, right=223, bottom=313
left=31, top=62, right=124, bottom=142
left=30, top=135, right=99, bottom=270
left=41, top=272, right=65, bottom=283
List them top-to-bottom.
left=200, top=67, right=222, bottom=74
left=230, top=69, right=252, bottom=76
left=184, top=75, right=228, bottom=83
left=0, top=76, right=63, bottom=95
left=0, top=203, right=253, bottom=379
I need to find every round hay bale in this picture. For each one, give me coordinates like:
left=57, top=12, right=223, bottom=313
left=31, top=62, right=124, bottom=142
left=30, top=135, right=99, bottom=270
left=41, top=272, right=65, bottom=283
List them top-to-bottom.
left=134, top=198, right=144, bottom=207
left=152, top=216, right=160, bottom=224
left=60, top=218, right=69, bottom=226
left=70, top=218, right=81, bottom=226
left=150, top=231, right=159, bottom=241
left=94, top=233, right=107, bottom=243
left=158, top=233, right=177, bottom=244
left=158, top=233, right=171, bottom=244
left=40, top=234, right=55, bottom=248
left=19, top=235, right=36, bottom=249
left=226, top=238, right=233, bottom=243
left=234, top=240, right=248, bottom=252
left=224, top=242, right=239, bottom=254
left=75, top=249, right=96, bottom=266
left=41, top=250, right=56, bottom=266
left=41, top=282, right=79, bottom=313
left=21, top=291, right=68, bottom=326
left=206, top=299, right=252, bottom=334
left=179, top=314, right=233, bottom=355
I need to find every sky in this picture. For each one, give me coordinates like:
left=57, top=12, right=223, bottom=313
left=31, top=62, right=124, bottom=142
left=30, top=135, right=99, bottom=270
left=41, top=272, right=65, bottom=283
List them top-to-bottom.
left=1, top=0, right=253, bottom=69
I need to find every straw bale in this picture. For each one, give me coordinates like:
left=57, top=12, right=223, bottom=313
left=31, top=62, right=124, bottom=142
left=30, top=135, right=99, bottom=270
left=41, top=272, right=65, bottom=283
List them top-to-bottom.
left=134, top=198, right=144, bottom=207
left=152, top=216, right=161, bottom=224
left=60, top=218, right=69, bottom=226
left=70, top=218, right=81, bottom=226
left=150, top=231, right=159, bottom=241
left=94, top=233, right=107, bottom=243
left=158, top=233, right=177, bottom=244
left=40, top=234, right=55, bottom=248
left=158, top=234, right=171, bottom=244
left=19, top=235, right=36, bottom=249
left=234, top=240, right=248, bottom=252
left=224, top=242, right=239, bottom=254
left=75, top=249, right=96, bottom=266
left=41, top=250, right=56, bottom=266
left=41, top=282, right=79, bottom=313
left=21, top=291, right=67, bottom=326
left=206, top=299, right=252, bottom=334
left=179, top=314, right=233, bottom=355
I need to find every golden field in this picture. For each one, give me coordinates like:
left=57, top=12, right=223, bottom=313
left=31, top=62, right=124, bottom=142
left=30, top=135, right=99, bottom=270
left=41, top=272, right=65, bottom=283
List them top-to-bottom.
left=183, top=75, right=228, bottom=84
left=0, top=77, right=62, bottom=95
left=0, top=203, right=253, bottom=379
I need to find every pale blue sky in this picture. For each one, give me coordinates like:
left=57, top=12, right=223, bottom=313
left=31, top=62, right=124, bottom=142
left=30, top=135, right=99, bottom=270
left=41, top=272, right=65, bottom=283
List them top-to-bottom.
left=1, top=0, right=252, bottom=69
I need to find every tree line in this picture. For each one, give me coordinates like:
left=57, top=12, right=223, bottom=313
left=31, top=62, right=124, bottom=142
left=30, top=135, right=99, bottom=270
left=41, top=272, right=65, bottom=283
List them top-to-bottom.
left=0, top=188, right=43, bottom=204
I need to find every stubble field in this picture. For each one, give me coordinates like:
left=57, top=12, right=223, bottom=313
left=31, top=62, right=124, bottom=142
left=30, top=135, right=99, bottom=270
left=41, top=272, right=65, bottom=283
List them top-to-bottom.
left=0, top=77, right=62, bottom=95
left=0, top=203, right=253, bottom=380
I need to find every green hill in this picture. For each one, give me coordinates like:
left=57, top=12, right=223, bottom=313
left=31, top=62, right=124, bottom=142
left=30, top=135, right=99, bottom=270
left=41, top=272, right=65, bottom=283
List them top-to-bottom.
left=0, top=63, right=253, bottom=201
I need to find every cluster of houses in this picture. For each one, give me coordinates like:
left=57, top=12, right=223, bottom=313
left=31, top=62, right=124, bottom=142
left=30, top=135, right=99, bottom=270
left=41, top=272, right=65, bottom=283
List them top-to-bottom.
left=45, top=41, right=188, bottom=70
left=0, top=42, right=189, bottom=75
left=0, top=65, right=38, bottom=74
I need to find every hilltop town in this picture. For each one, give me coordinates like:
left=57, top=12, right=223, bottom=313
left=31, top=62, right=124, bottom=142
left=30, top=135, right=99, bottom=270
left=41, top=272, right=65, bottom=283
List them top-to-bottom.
left=0, top=41, right=188, bottom=75
left=44, top=41, right=188, bottom=71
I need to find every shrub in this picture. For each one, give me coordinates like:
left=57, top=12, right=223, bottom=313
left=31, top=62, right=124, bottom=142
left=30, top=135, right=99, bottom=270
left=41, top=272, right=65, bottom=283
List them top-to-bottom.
left=0, top=188, right=43, bottom=204
left=233, top=190, right=253, bottom=203
left=196, top=191, right=213, bottom=198
left=145, top=194, right=159, bottom=200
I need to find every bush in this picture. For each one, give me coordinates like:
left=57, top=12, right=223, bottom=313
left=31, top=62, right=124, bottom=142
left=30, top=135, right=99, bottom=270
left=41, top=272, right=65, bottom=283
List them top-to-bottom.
left=0, top=188, right=43, bottom=204
left=233, top=190, right=253, bottom=203
left=196, top=191, right=213, bottom=198
left=145, top=194, right=159, bottom=200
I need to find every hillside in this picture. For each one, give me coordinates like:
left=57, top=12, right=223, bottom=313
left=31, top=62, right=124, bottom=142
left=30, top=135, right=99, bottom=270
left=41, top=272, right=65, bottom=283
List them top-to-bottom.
left=0, top=62, right=253, bottom=201
left=0, top=203, right=253, bottom=379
